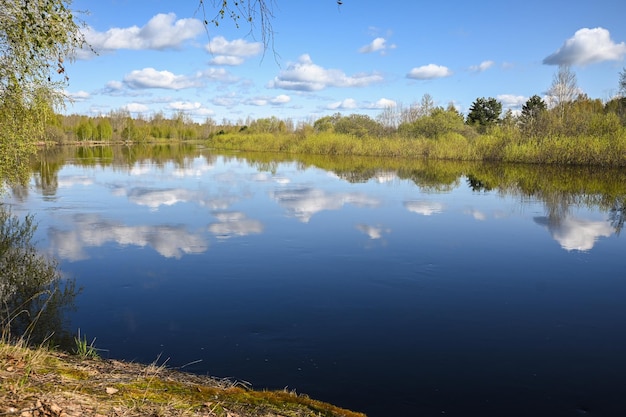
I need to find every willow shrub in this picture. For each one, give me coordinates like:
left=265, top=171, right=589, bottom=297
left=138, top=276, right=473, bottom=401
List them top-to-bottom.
left=208, top=123, right=626, bottom=166
left=427, top=132, right=474, bottom=160
left=502, top=132, right=626, bottom=166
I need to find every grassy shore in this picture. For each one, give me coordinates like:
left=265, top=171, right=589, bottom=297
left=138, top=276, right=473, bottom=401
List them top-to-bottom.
left=205, top=129, right=626, bottom=167
left=0, top=340, right=366, bottom=417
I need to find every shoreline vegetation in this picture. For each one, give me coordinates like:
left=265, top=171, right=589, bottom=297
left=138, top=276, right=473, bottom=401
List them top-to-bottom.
left=36, top=92, right=626, bottom=167
left=0, top=340, right=366, bottom=417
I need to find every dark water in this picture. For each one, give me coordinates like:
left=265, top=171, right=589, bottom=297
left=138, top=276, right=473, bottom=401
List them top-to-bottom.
left=5, top=146, right=626, bottom=416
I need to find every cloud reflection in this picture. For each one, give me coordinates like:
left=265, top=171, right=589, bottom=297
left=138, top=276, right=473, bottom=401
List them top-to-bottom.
left=57, top=175, right=94, bottom=188
left=126, top=187, right=199, bottom=210
left=272, top=187, right=380, bottom=222
left=404, top=200, right=445, bottom=216
left=208, top=211, right=264, bottom=239
left=48, top=213, right=208, bottom=260
left=534, top=215, right=614, bottom=251
left=356, top=224, right=390, bottom=240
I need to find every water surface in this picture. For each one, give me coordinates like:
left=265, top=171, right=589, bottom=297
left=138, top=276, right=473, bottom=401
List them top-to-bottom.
left=5, top=146, right=626, bottom=416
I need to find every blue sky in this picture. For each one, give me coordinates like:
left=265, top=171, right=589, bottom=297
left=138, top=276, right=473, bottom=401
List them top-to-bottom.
left=63, top=0, right=626, bottom=123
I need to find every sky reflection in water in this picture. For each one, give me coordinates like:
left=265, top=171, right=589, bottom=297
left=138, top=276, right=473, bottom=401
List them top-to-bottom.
left=5, top=151, right=626, bottom=417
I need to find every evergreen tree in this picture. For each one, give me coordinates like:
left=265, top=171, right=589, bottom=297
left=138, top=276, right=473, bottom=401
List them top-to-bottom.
left=466, top=97, right=502, bottom=132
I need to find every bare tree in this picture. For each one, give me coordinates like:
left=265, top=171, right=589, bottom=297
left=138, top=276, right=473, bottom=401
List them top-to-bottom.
left=547, top=65, right=579, bottom=120
left=619, top=67, right=626, bottom=98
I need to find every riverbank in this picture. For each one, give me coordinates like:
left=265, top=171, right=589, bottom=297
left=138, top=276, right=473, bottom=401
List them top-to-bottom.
left=0, top=341, right=366, bottom=417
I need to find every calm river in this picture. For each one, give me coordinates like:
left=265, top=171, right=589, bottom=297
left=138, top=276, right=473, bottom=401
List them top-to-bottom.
left=4, top=144, right=626, bottom=416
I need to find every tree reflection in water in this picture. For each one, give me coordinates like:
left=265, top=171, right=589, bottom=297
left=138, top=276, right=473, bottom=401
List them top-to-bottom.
left=0, top=205, right=77, bottom=346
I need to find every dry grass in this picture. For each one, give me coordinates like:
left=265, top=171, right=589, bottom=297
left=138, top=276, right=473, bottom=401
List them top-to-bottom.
left=0, top=341, right=366, bottom=417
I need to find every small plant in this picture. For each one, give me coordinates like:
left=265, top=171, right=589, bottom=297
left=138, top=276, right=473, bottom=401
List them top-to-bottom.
left=73, top=329, right=99, bottom=359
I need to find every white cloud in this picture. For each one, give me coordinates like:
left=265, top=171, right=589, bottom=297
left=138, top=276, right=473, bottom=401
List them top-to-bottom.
left=83, top=13, right=203, bottom=54
left=543, top=27, right=626, bottom=66
left=206, top=36, right=263, bottom=65
left=359, top=37, right=396, bottom=55
left=268, top=54, right=384, bottom=91
left=210, top=55, right=244, bottom=66
left=469, top=60, right=495, bottom=72
left=407, top=64, right=453, bottom=80
left=124, top=68, right=203, bottom=90
left=196, top=68, right=237, bottom=83
left=106, top=80, right=124, bottom=91
left=65, top=90, right=91, bottom=102
left=212, top=93, right=239, bottom=107
left=246, top=94, right=291, bottom=106
left=270, top=94, right=291, bottom=104
left=497, top=94, right=527, bottom=110
left=327, top=97, right=395, bottom=110
left=247, top=98, right=268, bottom=106
left=328, top=98, right=358, bottom=110
left=367, top=98, right=397, bottom=109
left=168, top=101, right=202, bottom=111
left=124, top=103, right=149, bottom=113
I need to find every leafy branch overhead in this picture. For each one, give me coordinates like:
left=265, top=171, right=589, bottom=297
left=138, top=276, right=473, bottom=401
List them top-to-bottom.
left=196, top=0, right=343, bottom=51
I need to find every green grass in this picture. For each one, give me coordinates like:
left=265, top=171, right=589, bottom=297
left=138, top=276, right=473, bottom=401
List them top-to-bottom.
left=206, top=128, right=626, bottom=167
left=73, top=329, right=99, bottom=359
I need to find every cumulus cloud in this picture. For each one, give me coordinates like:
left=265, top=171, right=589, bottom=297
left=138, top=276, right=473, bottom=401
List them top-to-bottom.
left=81, top=13, right=203, bottom=56
left=543, top=27, right=626, bottom=66
left=206, top=36, right=263, bottom=65
left=359, top=37, right=396, bottom=55
left=268, top=54, right=384, bottom=91
left=469, top=60, right=495, bottom=72
left=407, top=64, right=453, bottom=80
left=121, top=67, right=234, bottom=90
left=123, top=68, right=202, bottom=90
left=196, top=68, right=237, bottom=83
left=65, top=90, right=91, bottom=102
left=211, top=93, right=240, bottom=107
left=246, top=94, right=291, bottom=106
left=271, top=94, right=291, bottom=104
left=497, top=94, right=527, bottom=111
left=327, top=97, right=396, bottom=110
left=328, top=98, right=358, bottom=110
left=367, top=98, right=397, bottom=109
left=168, top=101, right=202, bottom=111
left=124, top=103, right=149, bottom=113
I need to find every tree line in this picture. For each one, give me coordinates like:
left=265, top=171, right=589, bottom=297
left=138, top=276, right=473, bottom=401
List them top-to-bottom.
left=46, top=65, right=626, bottom=146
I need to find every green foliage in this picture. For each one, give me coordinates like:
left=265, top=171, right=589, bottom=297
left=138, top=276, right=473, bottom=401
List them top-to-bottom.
left=1, top=0, right=84, bottom=186
left=519, top=95, right=547, bottom=136
left=466, top=97, right=502, bottom=132
left=398, top=106, right=471, bottom=139
left=313, top=113, right=341, bottom=133
left=333, top=114, right=384, bottom=138
left=247, top=116, right=287, bottom=134
left=96, top=119, right=113, bottom=141
left=73, top=329, right=99, bottom=359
